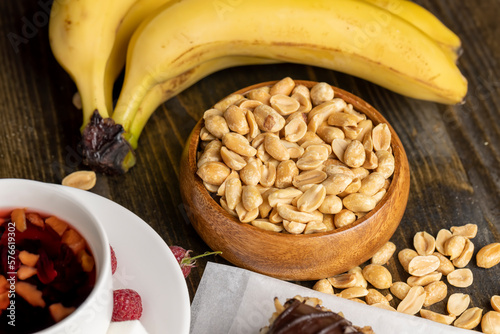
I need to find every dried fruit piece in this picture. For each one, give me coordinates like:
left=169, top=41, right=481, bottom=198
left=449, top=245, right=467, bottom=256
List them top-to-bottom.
left=11, top=208, right=27, bottom=232
left=45, top=216, right=69, bottom=236
left=19, top=250, right=40, bottom=267
left=16, top=281, right=46, bottom=307
left=49, top=303, right=76, bottom=323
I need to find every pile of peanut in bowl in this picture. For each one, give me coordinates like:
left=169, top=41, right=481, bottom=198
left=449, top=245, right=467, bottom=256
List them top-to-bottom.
left=196, top=77, right=395, bottom=235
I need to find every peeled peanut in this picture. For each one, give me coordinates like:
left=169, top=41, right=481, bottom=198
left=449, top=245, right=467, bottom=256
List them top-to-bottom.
left=310, top=82, right=334, bottom=106
left=224, top=105, right=249, bottom=135
left=222, top=133, right=256, bottom=157
left=196, top=162, right=230, bottom=186
left=296, top=184, right=326, bottom=213
left=241, top=185, right=263, bottom=211
left=342, top=193, right=377, bottom=213
left=451, top=223, right=478, bottom=239
left=435, top=229, right=453, bottom=255
left=413, top=231, right=436, bottom=256
left=445, top=235, right=467, bottom=260
left=452, top=238, right=474, bottom=268
left=371, top=241, right=396, bottom=265
left=476, top=243, right=500, bottom=268
left=398, top=248, right=418, bottom=273
left=433, top=252, right=455, bottom=276
left=407, top=255, right=440, bottom=277
left=362, top=264, right=392, bottom=289
left=447, top=268, right=473, bottom=288
left=327, top=273, right=357, bottom=289
left=312, top=279, right=334, bottom=295
left=423, top=281, right=447, bottom=307
left=390, top=282, right=411, bottom=300
left=397, top=286, right=426, bottom=315
left=365, top=289, right=390, bottom=306
left=448, top=293, right=470, bottom=317
left=491, top=295, right=500, bottom=312
left=454, top=307, right=483, bottom=330
left=420, top=310, right=456, bottom=325
left=482, top=311, right=500, bottom=334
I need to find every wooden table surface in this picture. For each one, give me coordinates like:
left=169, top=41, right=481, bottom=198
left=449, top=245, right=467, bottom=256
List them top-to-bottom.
left=1, top=0, right=499, bottom=327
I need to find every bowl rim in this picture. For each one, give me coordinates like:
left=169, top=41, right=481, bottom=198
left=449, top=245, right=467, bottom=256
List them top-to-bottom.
left=188, top=79, right=409, bottom=239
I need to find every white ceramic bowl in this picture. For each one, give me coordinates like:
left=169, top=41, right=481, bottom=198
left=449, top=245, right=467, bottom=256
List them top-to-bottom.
left=0, top=178, right=112, bottom=334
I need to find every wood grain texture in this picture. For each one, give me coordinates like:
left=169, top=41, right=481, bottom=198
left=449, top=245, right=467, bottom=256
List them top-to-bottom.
left=0, top=0, right=498, bottom=324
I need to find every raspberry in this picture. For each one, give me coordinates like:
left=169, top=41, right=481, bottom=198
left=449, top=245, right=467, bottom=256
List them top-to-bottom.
left=110, top=245, right=117, bottom=274
left=169, top=245, right=221, bottom=278
left=112, top=289, right=143, bottom=322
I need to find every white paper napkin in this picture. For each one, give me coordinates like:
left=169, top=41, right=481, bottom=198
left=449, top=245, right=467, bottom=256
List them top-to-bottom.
left=191, top=262, right=473, bottom=334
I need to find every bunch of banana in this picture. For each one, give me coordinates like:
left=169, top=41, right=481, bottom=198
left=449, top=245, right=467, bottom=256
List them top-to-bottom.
left=48, top=0, right=467, bottom=174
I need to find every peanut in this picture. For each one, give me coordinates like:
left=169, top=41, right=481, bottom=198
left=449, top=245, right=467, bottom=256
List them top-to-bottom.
left=476, top=243, right=500, bottom=268
left=362, top=264, right=392, bottom=289
left=454, top=307, right=482, bottom=330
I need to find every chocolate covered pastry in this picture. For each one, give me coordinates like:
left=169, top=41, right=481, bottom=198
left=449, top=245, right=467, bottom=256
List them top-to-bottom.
left=260, top=296, right=374, bottom=334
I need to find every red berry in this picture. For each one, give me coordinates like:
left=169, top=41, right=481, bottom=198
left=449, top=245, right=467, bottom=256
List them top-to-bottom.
left=110, top=245, right=117, bottom=274
left=169, top=245, right=221, bottom=278
left=112, top=289, right=142, bottom=322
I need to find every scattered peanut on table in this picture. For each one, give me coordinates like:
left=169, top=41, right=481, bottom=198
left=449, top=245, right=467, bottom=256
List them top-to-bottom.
left=196, top=77, right=395, bottom=234
left=312, top=223, right=500, bottom=333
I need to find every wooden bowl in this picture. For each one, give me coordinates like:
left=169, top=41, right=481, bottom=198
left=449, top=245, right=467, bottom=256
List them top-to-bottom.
left=179, top=80, right=410, bottom=281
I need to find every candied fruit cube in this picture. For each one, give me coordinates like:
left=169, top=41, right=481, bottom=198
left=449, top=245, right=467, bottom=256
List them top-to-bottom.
left=11, top=208, right=27, bottom=232
left=26, top=212, right=45, bottom=228
left=45, top=216, right=69, bottom=236
left=61, top=228, right=85, bottom=254
left=78, top=249, right=95, bottom=272
left=19, top=250, right=40, bottom=267
left=17, top=265, right=38, bottom=280
left=16, top=281, right=46, bottom=308
left=0, top=291, right=9, bottom=310
left=49, top=303, right=76, bottom=323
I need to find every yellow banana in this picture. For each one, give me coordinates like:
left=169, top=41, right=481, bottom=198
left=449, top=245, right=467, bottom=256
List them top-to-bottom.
left=48, top=0, right=139, bottom=127
left=104, top=0, right=181, bottom=103
left=113, top=0, right=467, bottom=132
left=360, top=0, right=462, bottom=61
left=127, top=56, right=280, bottom=149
